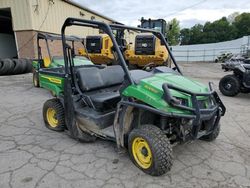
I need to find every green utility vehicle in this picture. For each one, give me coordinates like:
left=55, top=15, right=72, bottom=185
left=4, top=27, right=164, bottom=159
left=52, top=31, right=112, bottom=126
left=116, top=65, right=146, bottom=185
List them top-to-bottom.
left=40, top=18, right=226, bottom=176
left=32, top=33, right=92, bottom=87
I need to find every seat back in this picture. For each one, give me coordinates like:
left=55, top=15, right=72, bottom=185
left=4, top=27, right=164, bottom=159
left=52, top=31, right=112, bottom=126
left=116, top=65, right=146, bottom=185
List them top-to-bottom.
left=76, top=65, right=124, bottom=92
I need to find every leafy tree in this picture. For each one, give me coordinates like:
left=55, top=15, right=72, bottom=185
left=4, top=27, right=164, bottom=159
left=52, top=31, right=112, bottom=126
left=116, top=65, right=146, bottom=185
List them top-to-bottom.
left=227, top=12, right=240, bottom=23
left=233, top=13, right=250, bottom=38
left=203, top=17, right=237, bottom=43
left=166, top=18, right=180, bottom=45
left=180, top=28, right=191, bottom=45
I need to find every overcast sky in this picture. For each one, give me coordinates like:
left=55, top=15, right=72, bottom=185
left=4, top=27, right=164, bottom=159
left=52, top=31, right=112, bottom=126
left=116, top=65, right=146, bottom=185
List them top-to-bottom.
left=74, top=0, right=250, bottom=28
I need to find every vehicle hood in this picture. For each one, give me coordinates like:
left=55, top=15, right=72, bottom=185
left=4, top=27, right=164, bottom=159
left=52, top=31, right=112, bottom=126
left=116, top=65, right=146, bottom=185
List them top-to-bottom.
left=140, top=73, right=209, bottom=96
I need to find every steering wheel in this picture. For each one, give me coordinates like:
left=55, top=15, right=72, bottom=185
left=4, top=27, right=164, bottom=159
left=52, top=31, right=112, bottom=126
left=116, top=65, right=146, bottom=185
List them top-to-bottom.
left=142, top=62, right=156, bottom=71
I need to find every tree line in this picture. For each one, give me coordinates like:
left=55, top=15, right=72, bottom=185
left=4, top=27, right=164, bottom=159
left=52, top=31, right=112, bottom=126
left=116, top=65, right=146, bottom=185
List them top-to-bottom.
left=166, top=12, right=250, bottom=46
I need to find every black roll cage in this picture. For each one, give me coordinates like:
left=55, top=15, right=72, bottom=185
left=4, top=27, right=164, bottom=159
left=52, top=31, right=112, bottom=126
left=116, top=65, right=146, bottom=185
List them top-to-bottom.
left=61, top=17, right=182, bottom=85
left=37, top=32, right=84, bottom=64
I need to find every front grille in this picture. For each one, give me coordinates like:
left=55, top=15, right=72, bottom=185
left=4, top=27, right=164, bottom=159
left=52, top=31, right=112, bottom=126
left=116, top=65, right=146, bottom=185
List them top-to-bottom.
left=135, top=35, right=156, bottom=55
left=86, top=36, right=102, bottom=53
left=198, top=100, right=207, bottom=109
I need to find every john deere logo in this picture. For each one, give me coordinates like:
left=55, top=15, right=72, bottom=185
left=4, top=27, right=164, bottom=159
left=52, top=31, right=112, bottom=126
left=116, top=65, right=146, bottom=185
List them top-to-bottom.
left=41, top=76, right=61, bottom=84
left=144, top=85, right=158, bottom=93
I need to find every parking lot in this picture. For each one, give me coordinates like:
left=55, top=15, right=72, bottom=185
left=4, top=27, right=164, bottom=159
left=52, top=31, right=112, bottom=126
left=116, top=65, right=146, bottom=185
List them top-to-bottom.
left=0, top=62, right=250, bottom=188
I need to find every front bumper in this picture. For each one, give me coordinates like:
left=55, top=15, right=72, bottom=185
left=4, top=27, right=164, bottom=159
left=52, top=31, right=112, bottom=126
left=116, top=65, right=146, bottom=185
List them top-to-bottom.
left=162, top=82, right=226, bottom=139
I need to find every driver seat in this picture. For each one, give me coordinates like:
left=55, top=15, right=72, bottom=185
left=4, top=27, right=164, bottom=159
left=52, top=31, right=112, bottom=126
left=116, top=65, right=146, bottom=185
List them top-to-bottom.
left=76, top=65, right=124, bottom=111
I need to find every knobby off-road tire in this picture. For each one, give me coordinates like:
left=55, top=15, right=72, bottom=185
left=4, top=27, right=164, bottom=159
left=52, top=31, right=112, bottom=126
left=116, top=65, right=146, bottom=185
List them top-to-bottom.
left=219, top=75, right=240, bottom=96
left=43, top=98, right=65, bottom=131
left=200, top=123, right=221, bottom=142
left=128, top=124, right=173, bottom=176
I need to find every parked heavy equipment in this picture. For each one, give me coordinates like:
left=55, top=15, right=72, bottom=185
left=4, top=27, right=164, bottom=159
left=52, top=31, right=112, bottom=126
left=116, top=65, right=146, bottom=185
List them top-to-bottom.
left=124, top=17, right=169, bottom=68
left=40, top=18, right=226, bottom=176
left=78, top=34, right=114, bottom=64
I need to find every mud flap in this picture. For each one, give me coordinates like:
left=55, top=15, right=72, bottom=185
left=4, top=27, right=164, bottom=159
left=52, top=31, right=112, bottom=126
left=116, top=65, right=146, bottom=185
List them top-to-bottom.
left=63, top=75, right=78, bottom=139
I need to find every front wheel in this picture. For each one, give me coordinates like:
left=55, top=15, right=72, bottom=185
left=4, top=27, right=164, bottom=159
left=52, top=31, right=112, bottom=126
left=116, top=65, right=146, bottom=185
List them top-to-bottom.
left=219, top=75, right=240, bottom=96
left=43, top=98, right=65, bottom=131
left=200, top=123, right=221, bottom=141
left=128, top=124, right=173, bottom=176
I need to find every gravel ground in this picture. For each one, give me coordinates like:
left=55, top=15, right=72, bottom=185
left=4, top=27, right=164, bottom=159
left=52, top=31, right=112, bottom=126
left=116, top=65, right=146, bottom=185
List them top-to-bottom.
left=0, top=62, right=250, bottom=188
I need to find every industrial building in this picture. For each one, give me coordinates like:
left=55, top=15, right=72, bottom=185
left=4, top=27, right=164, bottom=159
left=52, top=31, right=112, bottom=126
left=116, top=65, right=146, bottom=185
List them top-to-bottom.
left=0, top=0, right=119, bottom=59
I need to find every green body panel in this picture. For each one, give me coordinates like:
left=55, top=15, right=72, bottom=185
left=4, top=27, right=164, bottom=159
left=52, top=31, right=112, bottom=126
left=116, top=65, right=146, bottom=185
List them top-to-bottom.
left=32, top=56, right=92, bottom=70
left=33, top=56, right=93, bottom=94
left=48, top=57, right=92, bottom=68
left=123, top=73, right=209, bottom=114
left=39, top=74, right=64, bottom=96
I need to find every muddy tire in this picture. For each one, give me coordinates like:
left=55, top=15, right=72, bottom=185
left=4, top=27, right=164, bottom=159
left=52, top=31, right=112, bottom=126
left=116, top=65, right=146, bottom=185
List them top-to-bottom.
left=219, top=75, right=240, bottom=96
left=43, top=98, right=65, bottom=132
left=128, top=124, right=173, bottom=176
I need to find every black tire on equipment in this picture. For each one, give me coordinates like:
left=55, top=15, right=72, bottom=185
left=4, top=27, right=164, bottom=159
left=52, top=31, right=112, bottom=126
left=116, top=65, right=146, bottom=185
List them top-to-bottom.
left=33, top=71, right=40, bottom=87
left=219, top=75, right=240, bottom=96
left=43, top=98, right=65, bottom=132
left=200, top=123, right=221, bottom=141
left=128, top=124, right=173, bottom=176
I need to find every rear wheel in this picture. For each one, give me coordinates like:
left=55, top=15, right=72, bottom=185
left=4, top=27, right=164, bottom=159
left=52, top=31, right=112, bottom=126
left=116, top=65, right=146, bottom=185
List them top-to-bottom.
left=33, top=71, right=39, bottom=87
left=219, top=75, right=240, bottom=96
left=43, top=99, right=65, bottom=131
left=128, top=124, right=173, bottom=176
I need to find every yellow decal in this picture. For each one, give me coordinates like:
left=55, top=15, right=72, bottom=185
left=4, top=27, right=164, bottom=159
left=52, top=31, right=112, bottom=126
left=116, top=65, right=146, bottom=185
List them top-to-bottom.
left=41, top=76, right=61, bottom=84
left=144, top=85, right=158, bottom=93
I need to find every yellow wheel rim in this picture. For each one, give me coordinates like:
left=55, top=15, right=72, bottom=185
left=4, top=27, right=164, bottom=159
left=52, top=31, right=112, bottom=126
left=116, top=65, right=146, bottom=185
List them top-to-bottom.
left=46, top=108, right=58, bottom=128
left=132, top=137, right=152, bottom=169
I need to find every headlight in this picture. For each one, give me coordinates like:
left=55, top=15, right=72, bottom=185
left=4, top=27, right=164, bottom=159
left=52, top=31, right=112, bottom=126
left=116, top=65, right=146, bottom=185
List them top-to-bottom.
left=175, top=97, right=189, bottom=106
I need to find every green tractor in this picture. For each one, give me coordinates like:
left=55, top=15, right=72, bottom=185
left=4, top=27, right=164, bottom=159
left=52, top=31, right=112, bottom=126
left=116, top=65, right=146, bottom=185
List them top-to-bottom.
left=40, top=18, right=226, bottom=176
left=32, top=33, right=93, bottom=87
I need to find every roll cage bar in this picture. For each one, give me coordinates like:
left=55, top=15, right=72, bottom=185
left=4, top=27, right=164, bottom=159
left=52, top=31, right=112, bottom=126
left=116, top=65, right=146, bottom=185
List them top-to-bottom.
left=61, top=17, right=182, bottom=85
left=37, top=32, right=84, bottom=63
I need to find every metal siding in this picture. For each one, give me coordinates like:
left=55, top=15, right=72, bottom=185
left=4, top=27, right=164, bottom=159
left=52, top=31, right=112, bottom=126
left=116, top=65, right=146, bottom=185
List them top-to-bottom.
left=0, top=0, right=33, bottom=31
left=0, top=0, right=113, bottom=36
left=30, top=0, right=112, bottom=36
